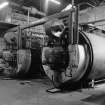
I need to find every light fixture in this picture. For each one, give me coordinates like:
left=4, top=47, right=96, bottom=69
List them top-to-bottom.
left=45, top=0, right=60, bottom=14
left=50, top=0, right=61, bottom=5
left=0, top=1, right=9, bottom=10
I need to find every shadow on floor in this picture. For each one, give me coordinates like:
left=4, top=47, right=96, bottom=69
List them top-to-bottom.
left=82, top=93, right=105, bottom=105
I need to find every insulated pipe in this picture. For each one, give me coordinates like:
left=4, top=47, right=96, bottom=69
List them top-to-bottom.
left=8, top=9, right=74, bottom=32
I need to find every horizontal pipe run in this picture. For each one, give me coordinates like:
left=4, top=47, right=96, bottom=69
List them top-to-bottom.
left=8, top=7, right=105, bottom=33
left=8, top=9, right=74, bottom=32
left=80, top=19, right=105, bottom=25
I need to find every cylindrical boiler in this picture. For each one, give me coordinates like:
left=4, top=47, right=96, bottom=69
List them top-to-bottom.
left=42, top=30, right=105, bottom=87
left=0, top=31, right=43, bottom=77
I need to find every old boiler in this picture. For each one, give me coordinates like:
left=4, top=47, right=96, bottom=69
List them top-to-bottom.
left=42, top=18, right=105, bottom=88
left=0, top=28, right=42, bottom=77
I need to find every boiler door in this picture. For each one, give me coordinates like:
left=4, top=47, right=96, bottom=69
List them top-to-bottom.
left=42, top=45, right=89, bottom=87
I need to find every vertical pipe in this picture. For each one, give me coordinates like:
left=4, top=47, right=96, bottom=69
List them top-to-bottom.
left=67, top=0, right=75, bottom=77
left=68, top=0, right=74, bottom=44
left=72, top=0, right=74, bottom=6
left=73, top=5, right=79, bottom=44
left=27, top=8, right=30, bottom=24
left=27, top=8, right=31, bottom=49
left=68, top=11, right=73, bottom=44
left=17, top=26, right=22, bottom=50
left=17, top=27, right=22, bottom=74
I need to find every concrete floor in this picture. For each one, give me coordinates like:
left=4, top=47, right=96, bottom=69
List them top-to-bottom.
left=0, top=77, right=104, bottom=105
